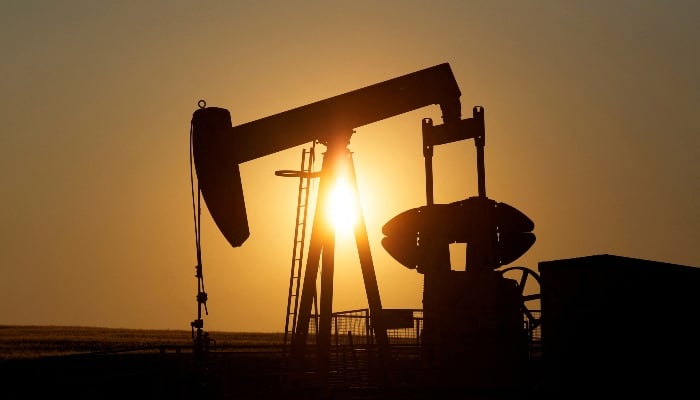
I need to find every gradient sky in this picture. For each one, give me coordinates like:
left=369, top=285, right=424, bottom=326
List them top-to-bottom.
left=1, top=1, right=698, bottom=332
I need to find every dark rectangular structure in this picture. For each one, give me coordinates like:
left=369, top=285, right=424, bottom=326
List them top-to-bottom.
left=539, top=254, right=700, bottom=395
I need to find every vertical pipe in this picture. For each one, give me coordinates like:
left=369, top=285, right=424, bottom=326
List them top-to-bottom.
left=473, top=107, right=486, bottom=197
left=422, top=118, right=435, bottom=205
left=318, top=224, right=335, bottom=377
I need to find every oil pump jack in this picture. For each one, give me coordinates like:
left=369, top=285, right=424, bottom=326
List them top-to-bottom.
left=190, top=63, right=537, bottom=390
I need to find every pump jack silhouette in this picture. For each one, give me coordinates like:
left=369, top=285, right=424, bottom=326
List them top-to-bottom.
left=190, top=63, right=537, bottom=389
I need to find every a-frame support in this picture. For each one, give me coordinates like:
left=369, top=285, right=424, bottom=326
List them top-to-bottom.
left=290, top=134, right=390, bottom=382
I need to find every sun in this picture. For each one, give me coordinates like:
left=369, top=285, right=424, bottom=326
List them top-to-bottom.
left=327, top=177, right=359, bottom=232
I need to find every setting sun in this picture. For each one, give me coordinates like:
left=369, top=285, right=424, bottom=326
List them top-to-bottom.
left=327, top=177, right=359, bottom=232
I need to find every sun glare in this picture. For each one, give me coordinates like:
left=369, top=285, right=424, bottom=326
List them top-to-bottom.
left=327, top=178, right=359, bottom=232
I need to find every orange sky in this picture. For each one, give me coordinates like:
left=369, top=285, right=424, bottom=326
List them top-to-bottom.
left=1, top=1, right=698, bottom=332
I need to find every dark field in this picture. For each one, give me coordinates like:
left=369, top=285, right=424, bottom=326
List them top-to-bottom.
left=0, top=325, right=539, bottom=400
left=0, top=325, right=292, bottom=399
left=0, top=325, right=284, bottom=360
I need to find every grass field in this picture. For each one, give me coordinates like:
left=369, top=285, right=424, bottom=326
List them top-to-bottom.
left=0, top=325, right=285, bottom=360
left=0, top=325, right=539, bottom=399
left=0, top=325, right=292, bottom=399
